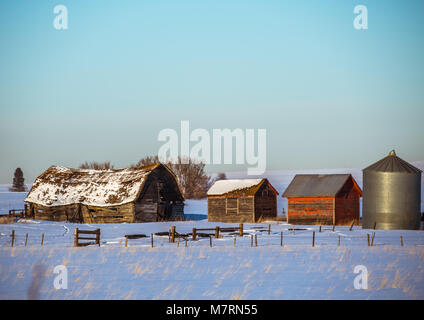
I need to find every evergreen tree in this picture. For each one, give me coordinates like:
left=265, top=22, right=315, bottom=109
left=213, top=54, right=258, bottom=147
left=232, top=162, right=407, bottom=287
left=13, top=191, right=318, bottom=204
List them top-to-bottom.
left=9, top=168, right=27, bottom=192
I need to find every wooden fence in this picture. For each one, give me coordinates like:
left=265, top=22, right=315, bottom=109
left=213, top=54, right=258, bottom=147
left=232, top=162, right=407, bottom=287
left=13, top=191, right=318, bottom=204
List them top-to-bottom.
left=0, top=208, right=26, bottom=219
left=8, top=209, right=26, bottom=218
left=3, top=224, right=411, bottom=248
left=162, top=224, right=247, bottom=242
left=74, top=228, right=100, bottom=247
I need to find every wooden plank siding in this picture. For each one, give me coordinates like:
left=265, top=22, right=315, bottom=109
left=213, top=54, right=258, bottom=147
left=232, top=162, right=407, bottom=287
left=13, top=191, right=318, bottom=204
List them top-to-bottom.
left=134, top=166, right=184, bottom=222
left=334, top=179, right=361, bottom=225
left=254, top=182, right=277, bottom=221
left=207, top=196, right=255, bottom=223
left=287, top=197, right=335, bottom=225
left=31, top=203, right=81, bottom=222
left=81, top=203, right=134, bottom=223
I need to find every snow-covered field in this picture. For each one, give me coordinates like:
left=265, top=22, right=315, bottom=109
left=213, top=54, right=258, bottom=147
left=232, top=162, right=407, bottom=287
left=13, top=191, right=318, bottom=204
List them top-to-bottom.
left=1, top=164, right=423, bottom=300
left=0, top=185, right=28, bottom=215
left=0, top=219, right=423, bottom=299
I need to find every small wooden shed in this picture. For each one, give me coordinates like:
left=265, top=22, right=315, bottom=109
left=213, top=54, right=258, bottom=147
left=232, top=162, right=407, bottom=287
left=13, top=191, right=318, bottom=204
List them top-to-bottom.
left=25, top=163, right=184, bottom=223
left=282, top=174, right=362, bottom=225
left=207, top=179, right=279, bottom=223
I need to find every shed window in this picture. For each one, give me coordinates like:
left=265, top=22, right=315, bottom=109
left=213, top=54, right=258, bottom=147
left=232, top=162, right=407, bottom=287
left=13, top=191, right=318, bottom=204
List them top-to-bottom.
left=226, top=198, right=238, bottom=215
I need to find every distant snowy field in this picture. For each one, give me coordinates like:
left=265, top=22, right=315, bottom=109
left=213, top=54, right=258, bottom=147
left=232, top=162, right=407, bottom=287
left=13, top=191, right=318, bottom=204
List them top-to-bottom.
left=0, top=185, right=29, bottom=215
left=0, top=220, right=423, bottom=299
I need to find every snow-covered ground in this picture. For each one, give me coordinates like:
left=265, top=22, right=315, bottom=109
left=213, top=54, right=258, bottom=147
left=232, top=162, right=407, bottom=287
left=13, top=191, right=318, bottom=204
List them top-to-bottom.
left=0, top=164, right=423, bottom=300
left=0, top=185, right=29, bottom=215
left=0, top=219, right=423, bottom=299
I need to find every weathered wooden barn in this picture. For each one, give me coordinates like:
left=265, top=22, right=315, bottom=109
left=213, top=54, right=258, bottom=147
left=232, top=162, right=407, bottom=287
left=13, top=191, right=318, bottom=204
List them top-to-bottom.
left=25, top=163, right=184, bottom=223
left=282, top=174, right=362, bottom=225
left=207, top=179, right=278, bottom=223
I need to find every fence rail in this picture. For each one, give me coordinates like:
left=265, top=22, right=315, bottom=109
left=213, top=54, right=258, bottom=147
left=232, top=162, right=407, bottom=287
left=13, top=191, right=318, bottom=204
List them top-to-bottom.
left=0, top=209, right=26, bottom=219
left=74, top=228, right=100, bottom=247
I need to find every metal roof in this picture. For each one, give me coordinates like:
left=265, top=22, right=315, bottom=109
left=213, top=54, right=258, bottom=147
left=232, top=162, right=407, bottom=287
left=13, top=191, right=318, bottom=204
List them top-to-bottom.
left=363, top=150, right=422, bottom=173
left=282, top=174, right=358, bottom=197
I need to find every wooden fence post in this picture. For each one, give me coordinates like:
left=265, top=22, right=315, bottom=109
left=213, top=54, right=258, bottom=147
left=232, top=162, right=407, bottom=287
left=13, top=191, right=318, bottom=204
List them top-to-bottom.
left=349, top=220, right=355, bottom=231
left=373, top=222, right=377, bottom=230
left=239, top=224, right=243, bottom=236
left=268, top=224, right=271, bottom=235
left=332, top=224, right=335, bottom=232
left=319, top=225, right=322, bottom=233
left=171, top=226, right=176, bottom=243
left=215, top=226, right=220, bottom=239
left=74, top=228, right=79, bottom=247
left=192, top=228, right=197, bottom=241
left=96, top=229, right=100, bottom=246
left=11, top=230, right=15, bottom=247
left=312, top=231, right=315, bottom=247
left=281, top=232, right=283, bottom=247
left=371, top=232, right=375, bottom=247
left=25, top=233, right=28, bottom=246
left=41, top=233, right=44, bottom=246
left=151, top=234, right=154, bottom=248
left=255, top=234, right=258, bottom=247
left=367, top=234, right=370, bottom=247
left=209, top=235, right=212, bottom=248
left=250, top=235, right=253, bottom=247
left=338, top=235, right=340, bottom=246
left=125, top=236, right=128, bottom=247
left=177, top=236, right=180, bottom=248
left=400, top=236, right=403, bottom=247
left=185, top=237, right=187, bottom=247
left=234, top=237, right=236, bottom=248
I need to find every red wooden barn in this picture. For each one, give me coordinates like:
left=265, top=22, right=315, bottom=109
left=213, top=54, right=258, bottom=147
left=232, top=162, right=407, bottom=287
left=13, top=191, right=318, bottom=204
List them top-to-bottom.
left=282, top=174, right=362, bottom=225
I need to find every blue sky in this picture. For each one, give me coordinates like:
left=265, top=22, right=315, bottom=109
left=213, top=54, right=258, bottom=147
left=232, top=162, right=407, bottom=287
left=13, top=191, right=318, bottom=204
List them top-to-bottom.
left=1, top=0, right=423, bottom=183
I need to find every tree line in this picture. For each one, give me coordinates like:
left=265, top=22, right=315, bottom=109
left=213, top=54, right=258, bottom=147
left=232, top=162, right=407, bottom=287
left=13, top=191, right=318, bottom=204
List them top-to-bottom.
left=10, top=156, right=226, bottom=199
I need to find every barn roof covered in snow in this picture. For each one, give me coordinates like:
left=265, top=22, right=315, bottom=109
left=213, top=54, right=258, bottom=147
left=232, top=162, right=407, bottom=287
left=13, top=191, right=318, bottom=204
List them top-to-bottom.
left=25, top=163, right=177, bottom=207
left=282, top=174, right=362, bottom=198
left=207, top=178, right=278, bottom=197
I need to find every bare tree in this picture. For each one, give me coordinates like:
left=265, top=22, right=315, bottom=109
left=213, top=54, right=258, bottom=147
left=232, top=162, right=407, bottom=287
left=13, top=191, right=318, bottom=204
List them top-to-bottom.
left=130, top=155, right=160, bottom=168
left=132, top=155, right=213, bottom=199
left=168, top=156, right=214, bottom=199
left=79, top=161, right=115, bottom=170
left=215, top=172, right=227, bottom=181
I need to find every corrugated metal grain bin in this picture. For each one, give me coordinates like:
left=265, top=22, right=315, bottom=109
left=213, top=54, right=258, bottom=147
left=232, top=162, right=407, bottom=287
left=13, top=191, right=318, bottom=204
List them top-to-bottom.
left=362, top=150, right=422, bottom=230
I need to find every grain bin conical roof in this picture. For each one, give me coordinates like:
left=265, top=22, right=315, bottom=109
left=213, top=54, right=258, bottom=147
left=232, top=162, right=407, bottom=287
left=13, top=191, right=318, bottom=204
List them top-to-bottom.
left=363, top=150, right=422, bottom=173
